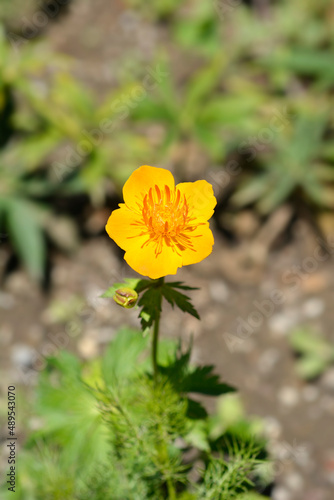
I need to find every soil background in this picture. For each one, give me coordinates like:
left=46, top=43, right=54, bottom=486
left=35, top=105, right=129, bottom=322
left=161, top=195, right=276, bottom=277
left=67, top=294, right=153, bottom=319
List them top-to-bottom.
left=1, top=1, right=334, bottom=500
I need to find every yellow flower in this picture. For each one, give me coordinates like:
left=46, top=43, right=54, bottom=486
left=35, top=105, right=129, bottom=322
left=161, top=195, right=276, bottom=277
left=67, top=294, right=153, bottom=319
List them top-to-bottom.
left=106, top=165, right=216, bottom=279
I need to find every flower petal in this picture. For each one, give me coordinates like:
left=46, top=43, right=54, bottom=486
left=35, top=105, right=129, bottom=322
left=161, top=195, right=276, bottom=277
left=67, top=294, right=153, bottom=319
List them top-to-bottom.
left=123, top=165, right=175, bottom=211
left=177, top=180, right=217, bottom=221
left=105, top=204, right=145, bottom=251
left=181, top=223, right=214, bottom=266
left=124, top=240, right=182, bottom=279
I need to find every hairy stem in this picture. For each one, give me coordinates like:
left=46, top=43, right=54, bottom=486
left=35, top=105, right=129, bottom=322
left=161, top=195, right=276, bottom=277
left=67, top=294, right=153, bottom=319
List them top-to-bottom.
left=152, top=277, right=164, bottom=383
left=152, top=311, right=160, bottom=382
left=166, top=476, right=177, bottom=500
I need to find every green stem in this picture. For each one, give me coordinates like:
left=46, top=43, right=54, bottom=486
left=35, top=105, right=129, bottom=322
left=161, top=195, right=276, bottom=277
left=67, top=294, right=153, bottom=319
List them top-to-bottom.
left=151, top=277, right=164, bottom=383
left=150, top=278, right=177, bottom=498
left=152, top=310, right=160, bottom=383
left=166, top=476, right=177, bottom=500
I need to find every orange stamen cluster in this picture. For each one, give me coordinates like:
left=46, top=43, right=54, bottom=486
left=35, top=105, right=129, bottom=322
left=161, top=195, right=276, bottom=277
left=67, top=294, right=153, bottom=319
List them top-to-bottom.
left=141, top=184, right=195, bottom=256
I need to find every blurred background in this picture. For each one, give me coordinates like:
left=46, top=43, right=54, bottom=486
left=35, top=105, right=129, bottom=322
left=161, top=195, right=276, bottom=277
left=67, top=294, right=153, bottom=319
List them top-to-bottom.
left=1, top=0, right=334, bottom=499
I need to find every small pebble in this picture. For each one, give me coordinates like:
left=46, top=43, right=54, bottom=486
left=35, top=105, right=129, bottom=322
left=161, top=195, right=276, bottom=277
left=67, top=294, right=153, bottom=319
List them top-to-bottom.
left=209, top=280, right=229, bottom=303
left=302, top=298, right=325, bottom=318
left=269, top=310, right=300, bottom=336
left=78, top=336, right=99, bottom=359
left=11, top=344, right=36, bottom=368
left=278, top=386, right=300, bottom=408
left=284, top=471, right=304, bottom=492
left=272, top=485, right=291, bottom=500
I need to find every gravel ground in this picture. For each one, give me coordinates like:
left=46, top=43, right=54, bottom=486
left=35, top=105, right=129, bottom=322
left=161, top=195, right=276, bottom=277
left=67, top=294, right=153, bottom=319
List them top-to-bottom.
left=1, top=1, right=334, bottom=498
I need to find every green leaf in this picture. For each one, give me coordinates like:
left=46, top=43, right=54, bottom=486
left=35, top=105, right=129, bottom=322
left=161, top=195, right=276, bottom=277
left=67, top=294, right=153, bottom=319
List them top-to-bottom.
left=270, top=48, right=334, bottom=81
left=185, top=57, right=224, bottom=109
left=52, top=73, right=96, bottom=120
left=199, top=95, right=262, bottom=127
left=130, top=97, right=176, bottom=123
left=287, top=114, right=327, bottom=165
left=195, top=124, right=226, bottom=160
left=12, top=130, right=61, bottom=171
left=231, top=174, right=271, bottom=208
left=257, top=174, right=295, bottom=214
left=5, top=198, right=46, bottom=280
left=135, top=279, right=155, bottom=293
left=167, top=281, right=199, bottom=291
left=162, top=283, right=200, bottom=319
left=138, top=285, right=163, bottom=333
left=101, top=327, right=149, bottom=384
left=289, top=328, right=331, bottom=357
left=289, top=328, right=334, bottom=380
left=160, top=345, right=235, bottom=397
left=32, top=351, right=110, bottom=477
left=295, top=355, right=329, bottom=380
left=182, top=365, right=236, bottom=396
left=186, top=398, right=208, bottom=419
left=185, top=420, right=210, bottom=452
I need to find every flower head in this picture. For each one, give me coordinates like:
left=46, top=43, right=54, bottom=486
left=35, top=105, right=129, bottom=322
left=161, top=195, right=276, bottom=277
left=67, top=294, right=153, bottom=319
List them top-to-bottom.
left=106, top=166, right=216, bottom=279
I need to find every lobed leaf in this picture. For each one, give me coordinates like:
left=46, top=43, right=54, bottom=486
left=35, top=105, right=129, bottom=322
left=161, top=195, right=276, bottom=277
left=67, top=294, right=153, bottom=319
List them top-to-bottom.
left=162, top=283, right=200, bottom=320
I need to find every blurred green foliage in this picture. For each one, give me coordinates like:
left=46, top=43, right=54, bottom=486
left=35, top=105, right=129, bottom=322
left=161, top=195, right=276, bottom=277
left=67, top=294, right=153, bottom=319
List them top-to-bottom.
left=1, top=0, right=334, bottom=278
left=0, top=24, right=152, bottom=278
left=129, top=56, right=266, bottom=163
left=231, top=111, right=334, bottom=213
left=288, top=327, right=334, bottom=380
left=1, top=328, right=270, bottom=499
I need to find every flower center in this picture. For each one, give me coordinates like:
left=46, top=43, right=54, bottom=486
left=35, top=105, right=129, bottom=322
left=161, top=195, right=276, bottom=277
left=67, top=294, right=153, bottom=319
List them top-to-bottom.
left=141, top=185, right=195, bottom=256
left=143, top=185, right=187, bottom=235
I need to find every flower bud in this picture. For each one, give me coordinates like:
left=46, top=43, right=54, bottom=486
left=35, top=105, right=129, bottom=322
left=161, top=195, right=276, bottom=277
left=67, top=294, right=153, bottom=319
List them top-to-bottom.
left=113, top=287, right=138, bottom=308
